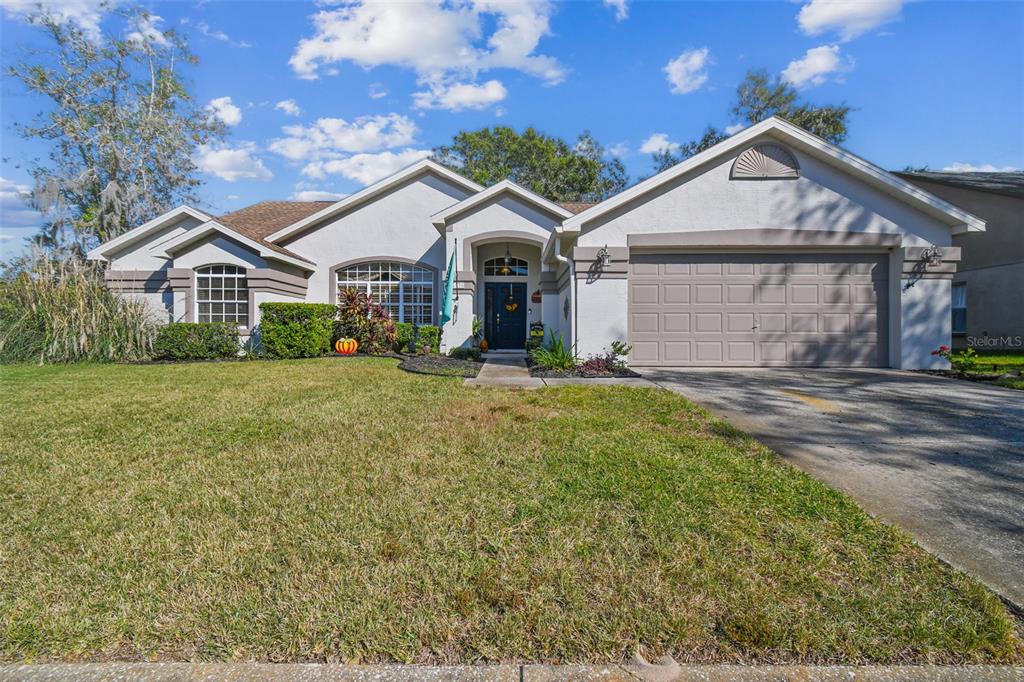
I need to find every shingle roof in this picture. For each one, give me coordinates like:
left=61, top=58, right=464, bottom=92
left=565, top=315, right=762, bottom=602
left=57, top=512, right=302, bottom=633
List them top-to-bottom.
left=894, top=171, right=1024, bottom=199
left=217, top=201, right=334, bottom=263
left=556, top=201, right=598, bottom=214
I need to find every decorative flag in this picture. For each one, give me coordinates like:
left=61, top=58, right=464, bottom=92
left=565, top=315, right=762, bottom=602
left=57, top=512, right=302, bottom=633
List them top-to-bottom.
left=439, top=249, right=456, bottom=327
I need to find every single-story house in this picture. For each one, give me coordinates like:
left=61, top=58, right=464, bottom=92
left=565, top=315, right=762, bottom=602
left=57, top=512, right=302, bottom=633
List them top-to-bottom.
left=89, top=117, right=985, bottom=369
left=893, top=170, right=1023, bottom=351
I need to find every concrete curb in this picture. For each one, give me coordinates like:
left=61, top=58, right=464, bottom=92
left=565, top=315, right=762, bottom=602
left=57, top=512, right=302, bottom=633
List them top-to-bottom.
left=2, top=664, right=1022, bottom=681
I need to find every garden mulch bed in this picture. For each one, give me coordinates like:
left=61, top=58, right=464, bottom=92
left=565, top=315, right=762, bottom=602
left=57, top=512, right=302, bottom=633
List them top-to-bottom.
left=398, top=353, right=483, bottom=378
left=527, top=364, right=642, bottom=379
left=914, top=369, right=1023, bottom=391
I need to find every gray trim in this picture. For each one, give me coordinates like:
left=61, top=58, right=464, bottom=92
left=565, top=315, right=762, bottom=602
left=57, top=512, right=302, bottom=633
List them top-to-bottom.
left=627, top=229, right=904, bottom=250
left=900, top=246, right=962, bottom=280
left=328, top=256, right=439, bottom=321
left=167, top=268, right=194, bottom=325
left=247, top=268, right=309, bottom=297
left=104, top=269, right=169, bottom=293
left=539, top=271, right=559, bottom=294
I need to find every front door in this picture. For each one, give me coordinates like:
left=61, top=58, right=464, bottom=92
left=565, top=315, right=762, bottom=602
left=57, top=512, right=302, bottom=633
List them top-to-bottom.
left=485, top=282, right=527, bottom=350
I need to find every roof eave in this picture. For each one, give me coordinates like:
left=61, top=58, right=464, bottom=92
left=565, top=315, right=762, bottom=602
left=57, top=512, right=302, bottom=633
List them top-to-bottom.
left=430, top=180, right=573, bottom=231
left=86, top=205, right=212, bottom=261
left=161, top=221, right=315, bottom=271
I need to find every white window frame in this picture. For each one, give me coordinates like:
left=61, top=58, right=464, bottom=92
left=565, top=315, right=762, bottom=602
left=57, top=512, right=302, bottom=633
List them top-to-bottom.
left=483, top=256, right=529, bottom=277
left=336, top=261, right=434, bottom=325
left=195, top=264, right=249, bottom=326
left=952, top=282, right=967, bottom=334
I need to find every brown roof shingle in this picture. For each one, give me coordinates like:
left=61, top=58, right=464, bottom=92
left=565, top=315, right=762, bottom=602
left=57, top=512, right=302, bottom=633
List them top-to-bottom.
left=216, top=201, right=335, bottom=264
left=557, top=201, right=598, bottom=215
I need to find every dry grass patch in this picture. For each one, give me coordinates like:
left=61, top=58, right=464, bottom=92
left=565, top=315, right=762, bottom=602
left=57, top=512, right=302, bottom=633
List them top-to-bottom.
left=1, top=357, right=1021, bottom=665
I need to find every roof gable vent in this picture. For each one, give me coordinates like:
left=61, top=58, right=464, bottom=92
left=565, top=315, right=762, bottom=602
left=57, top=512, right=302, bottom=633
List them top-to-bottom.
left=731, top=144, right=800, bottom=180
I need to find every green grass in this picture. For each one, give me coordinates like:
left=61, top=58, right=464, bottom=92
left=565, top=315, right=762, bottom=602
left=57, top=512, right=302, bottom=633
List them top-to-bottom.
left=968, top=350, right=1024, bottom=375
left=1, top=358, right=1021, bottom=665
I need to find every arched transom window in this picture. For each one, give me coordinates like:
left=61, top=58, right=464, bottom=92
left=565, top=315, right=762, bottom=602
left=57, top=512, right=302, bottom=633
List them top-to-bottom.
left=484, top=256, right=528, bottom=277
left=337, top=261, right=433, bottom=325
left=196, top=265, right=248, bottom=324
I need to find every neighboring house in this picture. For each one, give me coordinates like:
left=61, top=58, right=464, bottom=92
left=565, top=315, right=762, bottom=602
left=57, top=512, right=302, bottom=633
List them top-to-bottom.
left=89, top=117, right=985, bottom=369
left=894, top=171, right=1024, bottom=350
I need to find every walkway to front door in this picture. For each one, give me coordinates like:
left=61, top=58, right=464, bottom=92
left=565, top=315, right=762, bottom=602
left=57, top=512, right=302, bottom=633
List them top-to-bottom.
left=484, top=282, right=527, bottom=350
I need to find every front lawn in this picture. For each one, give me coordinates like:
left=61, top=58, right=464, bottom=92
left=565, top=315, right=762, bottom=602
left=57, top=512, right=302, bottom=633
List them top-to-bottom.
left=970, top=351, right=1024, bottom=390
left=1, top=358, right=1020, bottom=664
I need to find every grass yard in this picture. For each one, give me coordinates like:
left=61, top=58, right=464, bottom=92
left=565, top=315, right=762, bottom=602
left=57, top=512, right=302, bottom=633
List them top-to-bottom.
left=969, top=351, right=1024, bottom=390
left=1, top=358, right=1021, bottom=665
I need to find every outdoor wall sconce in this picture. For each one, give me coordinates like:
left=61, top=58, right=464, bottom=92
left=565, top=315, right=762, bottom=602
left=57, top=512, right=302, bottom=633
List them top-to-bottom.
left=597, top=245, right=612, bottom=268
left=922, top=246, right=943, bottom=268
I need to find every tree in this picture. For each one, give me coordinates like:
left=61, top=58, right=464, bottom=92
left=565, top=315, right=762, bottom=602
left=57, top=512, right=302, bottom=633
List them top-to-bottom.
left=7, top=6, right=225, bottom=257
left=653, top=69, right=852, bottom=172
left=433, top=127, right=628, bottom=202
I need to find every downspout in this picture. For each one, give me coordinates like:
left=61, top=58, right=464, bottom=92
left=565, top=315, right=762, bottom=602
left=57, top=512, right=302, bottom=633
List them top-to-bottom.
left=552, top=234, right=577, bottom=354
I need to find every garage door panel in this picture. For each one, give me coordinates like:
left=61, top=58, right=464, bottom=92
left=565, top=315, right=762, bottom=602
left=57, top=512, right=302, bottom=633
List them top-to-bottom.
left=629, top=252, right=888, bottom=366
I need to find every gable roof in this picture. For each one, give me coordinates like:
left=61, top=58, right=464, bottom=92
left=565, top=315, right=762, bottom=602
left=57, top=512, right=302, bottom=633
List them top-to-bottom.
left=562, top=117, right=986, bottom=235
left=265, top=158, right=484, bottom=243
left=894, top=171, right=1024, bottom=200
left=430, top=179, right=574, bottom=228
left=219, top=201, right=335, bottom=239
left=87, top=205, right=212, bottom=261
left=159, top=220, right=315, bottom=271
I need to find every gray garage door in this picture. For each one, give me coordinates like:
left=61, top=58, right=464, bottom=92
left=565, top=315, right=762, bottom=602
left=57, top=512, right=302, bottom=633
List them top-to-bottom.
left=628, top=253, right=889, bottom=367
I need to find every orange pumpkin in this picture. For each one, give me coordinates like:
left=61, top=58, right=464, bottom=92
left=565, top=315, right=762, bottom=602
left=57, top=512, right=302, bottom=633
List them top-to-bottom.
left=335, top=338, right=358, bottom=355
left=479, top=338, right=489, bottom=352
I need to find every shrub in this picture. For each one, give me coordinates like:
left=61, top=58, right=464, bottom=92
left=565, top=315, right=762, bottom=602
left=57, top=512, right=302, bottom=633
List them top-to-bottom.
left=0, top=252, right=157, bottom=364
left=335, top=288, right=396, bottom=354
left=260, top=302, right=336, bottom=358
left=154, top=322, right=239, bottom=360
left=393, top=322, right=440, bottom=353
left=395, top=322, right=414, bottom=352
left=417, top=325, right=440, bottom=353
left=529, top=330, right=575, bottom=371
left=525, top=337, right=543, bottom=353
left=577, top=340, right=632, bottom=376
left=932, top=345, right=979, bottom=373
left=448, top=346, right=481, bottom=361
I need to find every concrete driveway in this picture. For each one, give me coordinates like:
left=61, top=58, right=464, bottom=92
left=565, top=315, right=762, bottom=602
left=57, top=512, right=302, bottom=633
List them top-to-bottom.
left=644, top=367, right=1024, bottom=610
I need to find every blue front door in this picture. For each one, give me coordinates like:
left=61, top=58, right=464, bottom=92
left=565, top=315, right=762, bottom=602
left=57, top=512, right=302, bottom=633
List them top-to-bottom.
left=485, top=283, right=527, bottom=350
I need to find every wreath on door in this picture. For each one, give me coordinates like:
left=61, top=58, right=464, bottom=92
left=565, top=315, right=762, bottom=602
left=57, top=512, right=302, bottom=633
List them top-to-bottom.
left=504, top=291, right=519, bottom=312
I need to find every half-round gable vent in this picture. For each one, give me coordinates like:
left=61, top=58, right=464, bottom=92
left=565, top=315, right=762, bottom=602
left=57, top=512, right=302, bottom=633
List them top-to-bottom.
left=730, top=144, right=800, bottom=180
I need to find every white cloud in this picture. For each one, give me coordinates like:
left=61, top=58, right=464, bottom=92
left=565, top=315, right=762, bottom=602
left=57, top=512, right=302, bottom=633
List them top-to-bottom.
left=0, top=0, right=108, bottom=41
left=603, top=0, right=628, bottom=22
left=797, top=0, right=902, bottom=42
left=289, top=1, right=566, bottom=95
left=126, top=13, right=169, bottom=47
left=192, top=20, right=252, bottom=48
left=781, top=45, right=853, bottom=88
left=664, top=47, right=710, bottom=95
left=413, top=79, right=507, bottom=111
left=368, top=82, right=388, bottom=100
left=206, top=96, right=243, bottom=126
left=275, top=99, right=302, bottom=117
left=269, top=113, right=418, bottom=161
left=724, top=123, right=745, bottom=135
left=640, top=133, right=679, bottom=155
left=606, top=142, right=630, bottom=158
left=195, top=143, right=272, bottom=182
left=302, top=149, right=432, bottom=185
left=942, top=163, right=1021, bottom=173
left=0, top=177, right=43, bottom=230
left=291, top=189, right=349, bottom=201
left=225, top=194, right=241, bottom=200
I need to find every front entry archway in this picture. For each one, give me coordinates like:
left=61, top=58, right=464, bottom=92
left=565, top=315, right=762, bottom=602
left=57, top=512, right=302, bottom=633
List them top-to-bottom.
left=484, top=282, right=528, bottom=350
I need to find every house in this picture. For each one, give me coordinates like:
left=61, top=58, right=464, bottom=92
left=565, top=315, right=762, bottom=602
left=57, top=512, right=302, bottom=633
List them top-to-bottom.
left=88, top=117, right=985, bottom=369
left=893, top=171, right=1023, bottom=351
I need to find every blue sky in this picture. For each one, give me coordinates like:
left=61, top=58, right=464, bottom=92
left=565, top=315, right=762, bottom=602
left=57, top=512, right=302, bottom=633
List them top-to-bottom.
left=2, top=0, right=1022, bottom=260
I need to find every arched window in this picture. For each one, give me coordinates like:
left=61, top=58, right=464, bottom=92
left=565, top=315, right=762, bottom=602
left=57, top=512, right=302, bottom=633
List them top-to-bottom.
left=483, top=256, right=528, bottom=277
left=337, top=261, right=433, bottom=325
left=196, top=265, right=248, bottom=324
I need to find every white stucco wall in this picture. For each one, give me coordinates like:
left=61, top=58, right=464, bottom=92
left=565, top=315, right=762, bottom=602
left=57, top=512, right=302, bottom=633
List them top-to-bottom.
left=282, top=173, right=472, bottom=305
left=107, top=214, right=206, bottom=271
left=171, top=235, right=269, bottom=271
left=575, top=278, right=628, bottom=358
left=899, top=278, right=952, bottom=370
left=122, top=292, right=174, bottom=325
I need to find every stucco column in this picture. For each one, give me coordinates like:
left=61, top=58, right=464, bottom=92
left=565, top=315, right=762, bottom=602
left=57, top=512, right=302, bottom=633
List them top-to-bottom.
left=897, top=246, right=961, bottom=369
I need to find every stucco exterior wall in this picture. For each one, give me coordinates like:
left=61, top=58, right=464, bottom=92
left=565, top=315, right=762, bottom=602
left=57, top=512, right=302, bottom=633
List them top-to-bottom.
left=281, top=173, right=472, bottom=306
left=107, top=214, right=206, bottom=271
left=171, top=235, right=269, bottom=271
left=575, top=277, right=628, bottom=358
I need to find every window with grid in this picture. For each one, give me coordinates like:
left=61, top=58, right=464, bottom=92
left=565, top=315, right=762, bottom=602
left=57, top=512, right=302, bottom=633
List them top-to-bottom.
left=483, top=257, right=528, bottom=276
left=337, top=261, right=433, bottom=325
left=196, top=265, right=249, bottom=325
left=952, top=283, right=967, bottom=334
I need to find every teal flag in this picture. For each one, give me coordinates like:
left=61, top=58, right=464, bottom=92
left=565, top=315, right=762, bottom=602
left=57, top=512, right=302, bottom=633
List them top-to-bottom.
left=439, top=250, right=456, bottom=327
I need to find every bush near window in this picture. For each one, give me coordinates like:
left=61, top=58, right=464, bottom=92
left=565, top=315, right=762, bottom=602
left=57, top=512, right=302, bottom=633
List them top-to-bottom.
left=335, top=288, right=396, bottom=354
left=260, top=303, right=336, bottom=359
left=153, top=322, right=239, bottom=361
left=394, top=322, right=440, bottom=354
left=448, top=346, right=481, bottom=362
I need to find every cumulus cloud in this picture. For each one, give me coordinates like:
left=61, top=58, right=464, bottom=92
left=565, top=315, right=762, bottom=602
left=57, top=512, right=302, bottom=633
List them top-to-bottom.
left=0, top=0, right=109, bottom=41
left=289, top=0, right=566, bottom=111
left=603, top=0, right=628, bottom=22
left=797, top=0, right=902, bottom=42
left=781, top=45, right=853, bottom=88
left=664, top=47, right=711, bottom=94
left=413, top=79, right=507, bottom=111
left=206, top=96, right=243, bottom=126
left=275, top=99, right=302, bottom=117
left=269, top=113, right=418, bottom=161
left=640, top=133, right=679, bottom=155
left=606, top=142, right=630, bottom=158
left=195, top=143, right=272, bottom=182
left=302, top=149, right=432, bottom=185
left=942, top=163, right=1021, bottom=173
left=291, top=189, right=350, bottom=201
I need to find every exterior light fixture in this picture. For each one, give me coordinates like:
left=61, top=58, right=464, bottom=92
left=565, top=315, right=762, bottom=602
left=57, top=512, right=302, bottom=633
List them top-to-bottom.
left=500, top=243, right=512, bottom=275
left=597, top=245, right=612, bottom=268
left=922, top=246, right=943, bottom=268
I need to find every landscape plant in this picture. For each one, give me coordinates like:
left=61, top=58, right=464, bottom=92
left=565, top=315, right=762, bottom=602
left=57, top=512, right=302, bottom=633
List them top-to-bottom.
left=335, top=288, right=397, bottom=354
left=259, top=302, right=336, bottom=359
left=153, top=322, right=239, bottom=361
left=529, top=330, right=575, bottom=371
left=577, top=340, right=632, bottom=376
left=932, top=345, right=979, bottom=373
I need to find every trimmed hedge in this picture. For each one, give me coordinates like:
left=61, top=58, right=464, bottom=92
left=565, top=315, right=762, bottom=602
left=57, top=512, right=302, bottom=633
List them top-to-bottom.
left=260, top=303, right=336, bottom=358
left=153, top=322, right=239, bottom=361
left=394, top=322, right=440, bottom=353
